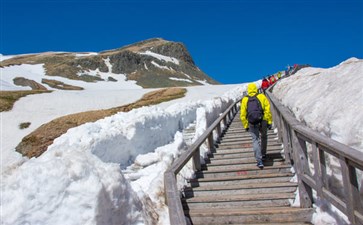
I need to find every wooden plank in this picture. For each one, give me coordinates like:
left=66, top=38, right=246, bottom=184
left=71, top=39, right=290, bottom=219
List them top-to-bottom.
left=291, top=129, right=313, bottom=208
left=312, top=141, right=323, bottom=198
left=190, top=172, right=293, bottom=182
left=187, top=181, right=298, bottom=191
left=182, top=192, right=296, bottom=203
left=186, top=207, right=313, bottom=224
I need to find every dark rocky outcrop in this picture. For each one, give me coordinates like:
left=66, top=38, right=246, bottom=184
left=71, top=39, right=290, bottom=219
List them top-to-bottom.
left=13, top=77, right=48, bottom=90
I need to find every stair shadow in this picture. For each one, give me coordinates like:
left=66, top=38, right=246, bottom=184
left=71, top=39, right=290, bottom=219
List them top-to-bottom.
left=263, top=153, right=284, bottom=167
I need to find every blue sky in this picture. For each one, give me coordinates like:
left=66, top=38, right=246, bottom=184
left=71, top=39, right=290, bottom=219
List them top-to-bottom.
left=1, top=0, right=362, bottom=84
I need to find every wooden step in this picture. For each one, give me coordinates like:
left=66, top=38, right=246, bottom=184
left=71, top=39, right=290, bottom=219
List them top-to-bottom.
left=222, top=130, right=275, bottom=135
left=218, top=137, right=279, bottom=144
left=217, top=138, right=281, bottom=146
left=217, top=142, right=281, bottom=148
left=216, top=144, right=282, bottom=151
left=211, top=146, right=282, bottom=156
left=210, top=149, right=283, bottom=159
left=206, top=155, right=284, bottom=165
left=201, top=161, right=288, bottom=172
left=198, top=165, right=292, bottom=178
left=189, top=173, right=294, bottom=187
left=185, top=181, right=298, bottom=192
left=183, top=182, right=297, bottom=197
left=183, top=192, right=295, bottom=204
left=184, top=199, right=293, bottom=210
left=185, top=207, right=314, bottom=224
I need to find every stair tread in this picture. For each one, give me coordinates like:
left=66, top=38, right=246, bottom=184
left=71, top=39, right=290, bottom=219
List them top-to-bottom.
left=201, top=163, right=290, bottom=172
left=190, top=172, right=293, bottom=182
left=186, top=181, right=297, bottom=191
left=183, top=192, right=296, bottom=202
left=185, top=206, right=313, bottom=215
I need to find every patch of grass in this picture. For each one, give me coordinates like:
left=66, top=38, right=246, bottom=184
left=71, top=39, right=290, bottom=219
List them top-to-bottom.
left=15, top=87, right=187, bottom=158
left=0, top=90, right=52, bottom=112
left=19, top=122, right=31, bottom=129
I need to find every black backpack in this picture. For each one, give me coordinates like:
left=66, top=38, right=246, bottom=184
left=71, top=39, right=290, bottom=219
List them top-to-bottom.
left=246, top=94, right=263, bottom=125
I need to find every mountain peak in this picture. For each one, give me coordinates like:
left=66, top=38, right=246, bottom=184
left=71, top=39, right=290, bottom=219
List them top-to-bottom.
left=101, top=38, right=169, bottom=54
left=1, top=39, right=218, bottom=90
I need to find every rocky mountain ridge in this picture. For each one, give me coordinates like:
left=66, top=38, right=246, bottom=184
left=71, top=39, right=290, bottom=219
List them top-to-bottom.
left=1, top=38, right=218, bottom=89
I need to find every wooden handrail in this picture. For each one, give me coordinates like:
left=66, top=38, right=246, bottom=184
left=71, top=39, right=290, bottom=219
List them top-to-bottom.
left=266, top=90, right=363, bottom=225
left=164, top=99, right=240, bottom=225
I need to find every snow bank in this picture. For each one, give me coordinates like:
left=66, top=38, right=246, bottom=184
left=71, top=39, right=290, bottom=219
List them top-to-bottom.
left=272, top=57, right=363, bottom=151
left=0, top=85, right=245, bottom=225
left=1, top=147, right=149, bottom=225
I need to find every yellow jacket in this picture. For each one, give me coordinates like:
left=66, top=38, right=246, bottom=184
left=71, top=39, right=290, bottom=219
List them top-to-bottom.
left=240, top=83, right=272, bottom=129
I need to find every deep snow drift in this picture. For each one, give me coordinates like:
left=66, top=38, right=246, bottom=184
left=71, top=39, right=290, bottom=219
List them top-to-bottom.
left=1, top=57, right=362, bottom=225
left=273, top=57, right=363, bottom=151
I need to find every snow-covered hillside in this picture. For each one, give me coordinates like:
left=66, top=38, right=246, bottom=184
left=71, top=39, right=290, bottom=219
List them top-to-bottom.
left=1, top=57, right=362, bottom=225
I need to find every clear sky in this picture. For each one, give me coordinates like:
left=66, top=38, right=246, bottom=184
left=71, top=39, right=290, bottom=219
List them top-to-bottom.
left=1, top=0, right=362, bottom=84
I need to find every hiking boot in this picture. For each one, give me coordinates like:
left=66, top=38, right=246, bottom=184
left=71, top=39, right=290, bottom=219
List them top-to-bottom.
left=257, top=160, right=264, bottom=169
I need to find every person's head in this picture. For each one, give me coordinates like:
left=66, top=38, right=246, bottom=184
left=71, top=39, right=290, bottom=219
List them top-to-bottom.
left=247, top=83, right=258, bottom=95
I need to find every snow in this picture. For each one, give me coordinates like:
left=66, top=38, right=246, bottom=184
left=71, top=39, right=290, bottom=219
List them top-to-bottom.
left=139, top=51, right=180, bottom=65
left=75, top=52, right=98, bottom=57
left=0, top=54, right=17, bottom=62
left=1, top=57, right=362, bottom=225
left=273, top=57, right=363, bottom=150
left=150, top=61, right=173, bottom=71
left=1, top=63, right=142, bottom=91
left=168, top=77, right=193, bottom=83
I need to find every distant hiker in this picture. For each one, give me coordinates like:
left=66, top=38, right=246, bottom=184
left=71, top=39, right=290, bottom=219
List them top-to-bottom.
left=277, top=72, right=282, bottom=80
left=269, top=75, right=276, bottom=85
left=261, top=78, right=270, bottom=94
left=240, top=83, right=273, bottom=169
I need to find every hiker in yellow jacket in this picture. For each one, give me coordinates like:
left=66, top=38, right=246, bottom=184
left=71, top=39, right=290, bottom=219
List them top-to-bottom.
left=240, top=83, right=273, bottom=168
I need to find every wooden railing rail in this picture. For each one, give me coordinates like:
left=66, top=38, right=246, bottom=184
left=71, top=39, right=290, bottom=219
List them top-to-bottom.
left=266, top=90, right=363, bottom=225
left=164, top=99, right=240, bottom=225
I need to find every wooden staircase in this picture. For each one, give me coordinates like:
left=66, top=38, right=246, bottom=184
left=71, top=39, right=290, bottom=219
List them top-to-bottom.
left=181, top=115, right=314, bottom=225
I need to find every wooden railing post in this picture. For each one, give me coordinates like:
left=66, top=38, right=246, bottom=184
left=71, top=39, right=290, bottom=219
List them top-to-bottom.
left=282, top=118, right=292, bottom=164
left=216, top=122, right=221, bottom=137
left=291, top=129, right=313, bottom=208
left=208, top=133, right=214, bottom=152
left=312, top=142, right=323, bottom=198
left=193, top=147, right=201, bottom=171
left=340, top=157, right=362, bottom=224
left=164, top=172, right=187, bottom=225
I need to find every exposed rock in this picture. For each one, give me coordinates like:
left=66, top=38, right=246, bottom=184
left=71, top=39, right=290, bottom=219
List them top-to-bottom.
left=108, top=76, right=117, bottom=82
left=13, top=77, right=48, bottom=90
left=41, top=79, right=84, bottom=90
